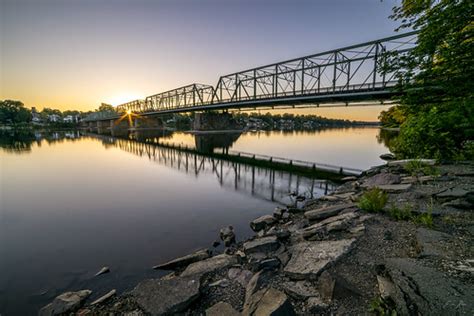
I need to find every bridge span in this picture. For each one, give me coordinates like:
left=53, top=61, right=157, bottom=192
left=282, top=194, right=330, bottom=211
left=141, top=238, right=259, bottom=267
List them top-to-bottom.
left=85, top=31, right=417, bottom=122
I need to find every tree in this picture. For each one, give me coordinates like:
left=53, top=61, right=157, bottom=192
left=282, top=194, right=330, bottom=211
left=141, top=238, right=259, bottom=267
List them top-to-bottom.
left=386, top=0, right=474, bottom=159
left=0, top=100, right=32, bottom=124
left=97, top=103, right=116, bottom=113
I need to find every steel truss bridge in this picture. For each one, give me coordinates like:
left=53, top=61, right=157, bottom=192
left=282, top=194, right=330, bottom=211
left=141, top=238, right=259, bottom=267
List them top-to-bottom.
left=85, top=32, right=417, bottom=121
left=88, top=134, right=340, bottom=204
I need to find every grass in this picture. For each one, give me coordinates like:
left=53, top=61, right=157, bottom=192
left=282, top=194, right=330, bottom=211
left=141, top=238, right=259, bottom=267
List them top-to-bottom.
left=404, top=159, right=439, bottom=176
left=358, top=188, right=388, bottom=213
left=388, top=203, right=413, bottom=221
left=413, top=212, right=434, bottom=228
left=369, top=297, right=397, bottom=316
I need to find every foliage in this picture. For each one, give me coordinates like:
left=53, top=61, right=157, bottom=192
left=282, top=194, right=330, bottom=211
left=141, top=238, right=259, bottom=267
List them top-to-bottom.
left=386, top=0, right=474, bottom=160
left=0, top=100, right=32, bottom=124
left=97, top=103, right=117, bottom=113
left=378, top=106, right=408, bottom=128
left=404, top=159, right=439, bottom=176
left=358, top=188, right=388, bottom=213
left=388, top=203, right=413, bottom=221
left=413, top=211, right=433, bottom=228
left=369, top=296, right=397, bottom=316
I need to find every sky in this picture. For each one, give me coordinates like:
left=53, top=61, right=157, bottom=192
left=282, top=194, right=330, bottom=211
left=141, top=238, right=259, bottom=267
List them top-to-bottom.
left=0, top=0, right=402, bottom=120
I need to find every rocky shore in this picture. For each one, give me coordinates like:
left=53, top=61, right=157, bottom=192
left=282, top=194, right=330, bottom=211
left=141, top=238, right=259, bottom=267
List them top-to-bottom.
left=40, top=160, right=474, bottom=315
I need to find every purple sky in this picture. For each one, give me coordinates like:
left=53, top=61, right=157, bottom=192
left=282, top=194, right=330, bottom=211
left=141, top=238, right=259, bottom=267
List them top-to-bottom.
left=1, top=0, right=402, bottom=118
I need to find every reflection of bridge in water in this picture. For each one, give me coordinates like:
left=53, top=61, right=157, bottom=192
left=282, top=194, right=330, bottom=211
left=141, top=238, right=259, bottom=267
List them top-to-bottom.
left=90, top=134, right=340, bottom=205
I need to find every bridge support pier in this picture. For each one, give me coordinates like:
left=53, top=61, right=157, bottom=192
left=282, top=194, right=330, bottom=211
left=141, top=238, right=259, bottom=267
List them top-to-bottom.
left=193, top=112, right=242, bottom=131
left=133, top=116, right=163, bottom=129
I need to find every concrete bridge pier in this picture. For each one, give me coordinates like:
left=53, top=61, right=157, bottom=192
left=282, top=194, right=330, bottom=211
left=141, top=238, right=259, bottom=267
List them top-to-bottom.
left=193, top=112, right=242, bottom=131
left=133, top=116, right=164, bottom=129
left=110, top=119, right=130, bottom=137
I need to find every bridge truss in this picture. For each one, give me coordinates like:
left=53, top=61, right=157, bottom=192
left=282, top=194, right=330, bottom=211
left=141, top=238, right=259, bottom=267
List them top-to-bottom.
left=86, top=31, right=417, bottom=121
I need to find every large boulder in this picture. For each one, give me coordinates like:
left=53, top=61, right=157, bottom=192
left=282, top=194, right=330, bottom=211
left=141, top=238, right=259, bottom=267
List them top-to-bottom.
left=361, top=172, right=401, bottom=187
left=304, top=203, right=355, bottom=221
left=302, top=212, right=359, bottom=239
left=250, top=215, right=276, bottom=231
left=220, top=226, right=236, bottom=247
left=243, top=236, right=280, bottom=254
left=284, top=239, right=355, bottom=280
left=152, top=249, right=211, bottom=270
left=180, top=254, right=238, bottom=277
left=386, top=258, right=474, bottom=315
left=131, top=276, right=200, bottom=315
left=243, top=288, right=295, bottom=316
left=39, top=290, right=92, bottom=316
left=206, top=302, right=240, bottom=316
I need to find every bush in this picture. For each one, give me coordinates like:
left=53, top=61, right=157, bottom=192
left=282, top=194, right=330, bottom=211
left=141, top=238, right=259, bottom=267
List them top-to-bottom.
left=404, top=159, right=439, bottom=176
left=358, top=188, right=388, bottom=213
left=388, top=204, right=413, bottom=221
left=414, top=212, right=433, bottom=228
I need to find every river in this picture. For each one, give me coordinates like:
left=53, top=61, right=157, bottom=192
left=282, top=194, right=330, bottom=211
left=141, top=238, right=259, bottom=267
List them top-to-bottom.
left=0, top=127, right=393, bottom=315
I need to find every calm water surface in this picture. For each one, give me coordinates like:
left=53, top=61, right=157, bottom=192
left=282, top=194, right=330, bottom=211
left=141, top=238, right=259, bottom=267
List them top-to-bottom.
left=0, top=127, right=391, bottom=315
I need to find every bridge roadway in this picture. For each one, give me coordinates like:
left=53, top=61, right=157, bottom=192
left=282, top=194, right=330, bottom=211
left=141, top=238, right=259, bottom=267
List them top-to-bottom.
left=85, top=31, right=417, bottom=122
left=87, top=133, right=347, bottom=204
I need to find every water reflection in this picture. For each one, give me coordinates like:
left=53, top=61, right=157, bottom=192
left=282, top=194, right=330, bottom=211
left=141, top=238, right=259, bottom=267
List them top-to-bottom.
left=0, top=130, right=81, bottom=154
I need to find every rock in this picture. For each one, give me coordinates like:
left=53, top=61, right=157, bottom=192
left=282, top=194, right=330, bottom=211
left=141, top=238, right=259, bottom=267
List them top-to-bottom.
left=380, top=153, right=396, bottom=160
left=388, top=159, right=436, bottom=167
left=362, top=172, right=401, bottom=187
left=341, top=176, right=357, bottom=182
left=376, top=183, right=412, bottom=192
left=436, top=187, right=471, bottom=199
left=320, top=192, right=355, bottom=202
left=296, top=195, right=306, bottom=202
left=442, top=198, right=473, bottom=209
left=304, top=203, right=355, bottom=221
left=273, top=207, right=285, bottom=219
left=287, top=207, right=304, bottom=214
left=302, top=212, right=359, bottom=239
left=250, top=215, right=276, bottom=231
left=349, top=224, right=365, bottom=234
left=220, top=226, right=236, bottom=246
left=265, top=227, right=290, bottom=240
left=416, top=227, right=453, bottom=258
left=243, top=236, right=280, bottom=254
left=284, top=239, right=355, bottom=280
left=212, top=240, right=220, bottom=247
left=153, top=249, right=211, bottom=270
left=276, top=251, right=291, bottom=267
left=181, top=254, right=238, bottom=277
left=259, top=258, right=280, bottom=270
left=386, top=258, right=474, bottom=315
left=94, top=266, right=110, bottom=276
left=228, top=268, right=254, bottom=287
left=244, top=270, right=266, bottom=307
left=318, top=271, right=335, bottom=302
left=376, top=275, right=396, bottom=300
left=131, top=276, right=200, bottom=315
left=209, top=279, right=230, bottom=288
left=282, top=281, right=319, bottom=300
left=243, top=288, right=295, bottom=316
left=90, top=289, right=116, bottom=306
left=39, top=290, right=92, bottom=316
left=306, top=296, right=328, bottom=313
left=206, top=302, right=240, bottom=316
left=124, top=311, right=145, bottom=316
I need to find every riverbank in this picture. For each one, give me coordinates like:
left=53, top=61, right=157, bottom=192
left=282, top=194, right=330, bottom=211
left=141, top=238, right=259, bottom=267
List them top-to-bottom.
left=39, top=160, right=473, bottom=315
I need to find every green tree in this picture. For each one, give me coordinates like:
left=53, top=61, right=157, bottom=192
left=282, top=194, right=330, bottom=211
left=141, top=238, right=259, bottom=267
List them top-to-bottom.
left=387, top=0, right=474, bottom=159
left=0, top=100, right=32, bottom=124
left=97, top=103, right=116, bottom=113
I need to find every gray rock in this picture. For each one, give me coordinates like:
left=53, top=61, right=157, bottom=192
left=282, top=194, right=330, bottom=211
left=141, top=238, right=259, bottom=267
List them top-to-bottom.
left=380, top=153, right=396, bottom=160
left=388, top=159, right=436, bottom=167
left=362, top=172, right=401, bottom=187
left=341, top=176, right=357, bottom=182
left=376, top=183, right=412, bottom=192
left=436, top=187, right=471, bottom=199
left=320, top=192, right=355, bottom=202
left=442, top=198, right=473, bottom=209
left=304, top=203, right=355, bottom=221
left=273, top=207, right=285, bottom=219
left=302, top=212, right=359, bottom=239
left=250, top=215, right=276, bottom=231
left=220, top=226, right=236, bottom=246
left=265, top=227, right=290, bottom=240
left=416, top=227, right=453, bottom=258
left=243, top=236, right=280, bottom=254
left=284, top=239, right=355, bottom=280
left=153, top=249, right=211, bottom=270
left=181, top=254, right=238, bottom=277
left=259, top=258, right=280, bottom=270
left=386, top=258, right=474, bottom=315
left=94, top=266, right=110, bottom=276
left=228, top=268, right=253, bottom=287
left=244, top=270, right=266, bottom=307
left=318, top=271, right=335, bottom=302
left=376, top=275, right=396, bottom=300
left=131, top=276, right=200, bottom=315
left=209, top=279, right=230, bottom=288
left=282, top=281, right=319, bottom=300
left=243, top=288, right=295, bottom=316
left=90, top=289, right=116, bottom=306
left=39, top=290, right=92, bottom=316
left=306, top=296, right=328, bottom=313
left=206, top=302, right=240, bottom=316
